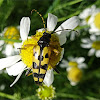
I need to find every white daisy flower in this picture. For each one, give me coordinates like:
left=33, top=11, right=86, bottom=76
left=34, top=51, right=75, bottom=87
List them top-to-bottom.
left=79, top=5, right=96, bottom=25
left=88, top=6, right=100, bottom=35
left=0, top=13, right=79, bottom=87
left=0, top=26, right=20, bottom=56
left=81, top=35, right=100, bottom=57
left=60, top=57, right=87, bottom=86
left=60, top=57, right=87, bottom=69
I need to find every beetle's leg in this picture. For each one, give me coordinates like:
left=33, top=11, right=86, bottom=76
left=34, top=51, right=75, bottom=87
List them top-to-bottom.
left=31, top=36, right=38, bottom=41
left=49, top=42, right=59, bottom=46
left=50, top=42, right=60, bottom=55
left=17, top=44, right=36, bottom=50
left=24, top=44, right=36, bottom=48
left=48, top=47, right=51, bottom=57
left=17, top=48, right=27, bottom=50
left=53, top=49, right=60, bottom=55
left=25, top=65, right=33, bottom=76
left=53, top=67, right=60, bottom=74
left=25, top=68, right=31, bottom=76
left=26, top=72, right=33, bottom=76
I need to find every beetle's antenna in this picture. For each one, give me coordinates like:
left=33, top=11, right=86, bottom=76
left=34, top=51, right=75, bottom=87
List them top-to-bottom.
left=31, top=9, right=46, bottom=31
left=53, top=29, right=79, bottom=34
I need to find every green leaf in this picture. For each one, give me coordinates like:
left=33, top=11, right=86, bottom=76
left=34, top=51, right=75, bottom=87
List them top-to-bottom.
left=0, top=0, right=4, bottom=6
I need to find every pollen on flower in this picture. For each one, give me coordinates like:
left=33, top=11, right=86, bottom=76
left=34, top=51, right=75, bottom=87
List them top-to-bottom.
left=94, top=13, right=100, bottom=29
left=4, top=26, right=20, bottom=44
left=20, top=29, right=62, bottom=69
left=48, top=34, right=62, bottom=70
left=20, top=37, right=38, bottom=68
left=92, top=41, right=100, bottom=50
left=68, top=61, right=78, bottom=67
left=67, top=66, right=82, bottom=83
left=36, top=84, right=56, bottom=100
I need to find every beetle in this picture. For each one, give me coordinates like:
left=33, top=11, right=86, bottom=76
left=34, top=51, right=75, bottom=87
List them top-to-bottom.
left=24, top=9, right=78, bottom=85
left=24, top=9, right=60, bottom=85
left=32, top=32, right=52, bottom=84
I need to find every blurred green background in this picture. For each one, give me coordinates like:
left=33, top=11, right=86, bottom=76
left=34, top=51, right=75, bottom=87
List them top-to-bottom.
left=0, top=0, right=100, bottom=100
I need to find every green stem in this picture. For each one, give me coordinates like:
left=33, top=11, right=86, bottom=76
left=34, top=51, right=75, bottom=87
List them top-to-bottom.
left=44, top=0, right=83, bottom=18
left=58, top=10, right=81, bottom=22
left=0, top=37, right=22, bottom=43
left=88, top=56, right=95, bottom=67
left=0, top=92, right=15, bottom=100
left=56, top=93, right=100, bottom=100
left=56, top=93, right=82, bottom=99
left=85, top=96, right=100, bottom=100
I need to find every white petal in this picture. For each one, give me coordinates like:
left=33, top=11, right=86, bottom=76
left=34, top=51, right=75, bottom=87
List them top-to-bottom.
left=79, top=8, right=91, bottom=19
left=47, top=13, right=58, bottom=32
left=55, top=16, right=80, bottom=35
left=20, top=17, right=30, bottom=41
left=37, top=28, right=45, bottom=32
left=89, top=28, right=99, bottom=33
left=55, top=31, right=67, bottom=45
left=70, top=32, right=76, bottom=41
left=90, top=35, right=96, bottom=41
left=81, top=38, right=91, bottom=43
left=0, top=40, right=4, bottom=46
left=14, top=42, right=22, bottom=49
left=13, top=43, right=22, bottom=53
left=81, top=43, right=92, bottom=48
left=3, top=44, right=13, bottom=56
left=56, top=48, right=64, bottom=65
left=60, top=48, right=64, bottom=61
left=88, top=48, right=95, bottom=56
left=96, top=50, right=100, bottom=57
left=0, top=55, right=21, bottom=70
left=67, top=56, right=74, bottom=61
left=77, top=57, right=85, bottom=64
left=60, top=59, right=68, bottom=68
left=6, top=61, right=26, bottom=76
left=78, top=63, right=87, bottom=69
left=66, top=67, right=71, bottom=72
left=43, top=68, right=54, bottom=87
left=10, top=70, right=24, bottom=87
left=70, top=81, right=77, bottom=86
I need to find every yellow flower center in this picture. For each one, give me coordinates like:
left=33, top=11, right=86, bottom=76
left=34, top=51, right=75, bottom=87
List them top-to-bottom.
left=94, top=13, right=100, bottom=29
left=85, top=16, right=90, bottom=23
left=4, top=26, right=20, bottom=44
left=20, top=30, right=62, bottom=70
left=92, top=41, right=100, bottom=50
left=68, top=61, right=78, bottom=67
left=67, top=66, right=82, bottom=83
left=36, top=84, right=56, bottom=100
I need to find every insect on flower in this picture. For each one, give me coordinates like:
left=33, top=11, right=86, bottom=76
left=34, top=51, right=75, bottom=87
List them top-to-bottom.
left=0, top=9, right=79, bottom=87
left=23, top=9, right=79, bottom=85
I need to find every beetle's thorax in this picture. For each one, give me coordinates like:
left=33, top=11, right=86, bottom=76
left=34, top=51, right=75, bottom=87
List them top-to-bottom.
left=37, top=32, right=51, bottom=49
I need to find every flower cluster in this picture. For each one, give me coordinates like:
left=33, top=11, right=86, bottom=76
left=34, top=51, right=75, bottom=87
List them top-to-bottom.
left=1, top=5, right=100, bottom=99
left=58, top=5, right=100, bottom=87
left=79, top=5, right=100, bottom=57
left=0, top=13, right=79, bottom=88
left=0, top=26, right=20, bottom=56
left=60, top=57, right=87, bottom=85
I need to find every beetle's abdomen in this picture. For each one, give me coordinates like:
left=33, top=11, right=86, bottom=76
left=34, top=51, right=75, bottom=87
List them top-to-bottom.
left=32, top=45, right=49, bottom=84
